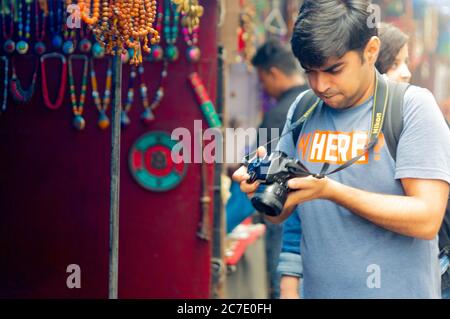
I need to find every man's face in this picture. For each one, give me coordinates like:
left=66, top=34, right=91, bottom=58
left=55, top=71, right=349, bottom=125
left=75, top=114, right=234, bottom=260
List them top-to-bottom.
left=303, top=40, right=379, bottom=109
left=257, top=68, right=279, bottom=99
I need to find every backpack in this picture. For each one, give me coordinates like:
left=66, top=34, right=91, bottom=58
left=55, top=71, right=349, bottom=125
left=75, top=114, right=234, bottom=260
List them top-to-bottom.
left=291, top=81, right=450, bottom=286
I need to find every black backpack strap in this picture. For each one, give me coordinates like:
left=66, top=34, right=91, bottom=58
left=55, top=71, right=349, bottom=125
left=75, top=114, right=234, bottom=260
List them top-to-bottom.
left=383, top=80, right=410, bottom=161
left=291, top=90, right=318, bottom=146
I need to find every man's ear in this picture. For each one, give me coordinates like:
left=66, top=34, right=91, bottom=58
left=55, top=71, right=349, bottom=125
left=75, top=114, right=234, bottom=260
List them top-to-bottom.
left=364, top=36, right=380, bottom=65
left=269, top=66, right=283, bottom=79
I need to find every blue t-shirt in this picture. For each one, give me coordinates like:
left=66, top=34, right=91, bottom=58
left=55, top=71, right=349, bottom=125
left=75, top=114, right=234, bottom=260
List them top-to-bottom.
left=276, top=85, right=450, bottom=298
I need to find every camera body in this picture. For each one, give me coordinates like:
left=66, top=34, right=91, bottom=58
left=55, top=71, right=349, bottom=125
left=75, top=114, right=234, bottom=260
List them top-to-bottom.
left=246, top=152, right=310, bottom=216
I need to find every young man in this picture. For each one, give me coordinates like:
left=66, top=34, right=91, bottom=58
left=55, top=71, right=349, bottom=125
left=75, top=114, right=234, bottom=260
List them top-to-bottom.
left=233, top=0, right=450, bottom=298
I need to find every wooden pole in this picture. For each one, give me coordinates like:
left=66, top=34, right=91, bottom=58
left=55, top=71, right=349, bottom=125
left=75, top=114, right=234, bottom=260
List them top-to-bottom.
left=108, top=53, right=122, bottom=299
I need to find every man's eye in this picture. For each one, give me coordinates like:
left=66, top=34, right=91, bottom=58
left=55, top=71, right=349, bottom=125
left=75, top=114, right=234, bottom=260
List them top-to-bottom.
left=329, top=68, right=342, bottom=74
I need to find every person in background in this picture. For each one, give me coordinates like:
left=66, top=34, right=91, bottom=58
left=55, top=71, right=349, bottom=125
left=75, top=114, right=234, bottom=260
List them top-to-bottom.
left=376, top=22, right=412, bottom=83
left=251, top=39, right=308, bottom=299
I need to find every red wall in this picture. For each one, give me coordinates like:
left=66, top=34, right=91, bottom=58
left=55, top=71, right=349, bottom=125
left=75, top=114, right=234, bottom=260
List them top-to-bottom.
left=0, top=1, right=217, bottom=298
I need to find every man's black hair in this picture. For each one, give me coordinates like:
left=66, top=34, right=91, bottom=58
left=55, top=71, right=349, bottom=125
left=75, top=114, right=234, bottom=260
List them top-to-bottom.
left=291, top=0, right=378, bottom=69
left=251, top=39, right=301, bottom=76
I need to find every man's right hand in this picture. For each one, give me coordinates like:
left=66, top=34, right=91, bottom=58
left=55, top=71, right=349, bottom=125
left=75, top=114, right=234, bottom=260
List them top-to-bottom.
left=232, top=146, right=267, bottom=198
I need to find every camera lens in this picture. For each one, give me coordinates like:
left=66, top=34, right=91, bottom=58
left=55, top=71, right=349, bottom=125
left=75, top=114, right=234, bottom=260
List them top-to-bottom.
left=251, top=183, right=288, bottom=216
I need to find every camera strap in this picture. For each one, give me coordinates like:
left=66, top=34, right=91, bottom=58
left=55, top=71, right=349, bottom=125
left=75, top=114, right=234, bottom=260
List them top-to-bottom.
left=287, top=70, right=390, bottom=179
left=244, top=71, right=390, bottom=178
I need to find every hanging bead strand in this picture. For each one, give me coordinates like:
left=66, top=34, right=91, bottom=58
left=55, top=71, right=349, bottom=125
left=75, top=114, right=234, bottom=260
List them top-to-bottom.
left=1, top=0, right=15, bottom=53
left=16, top=0, right=32, bottom=55
left=34, top=0, right=47, bottom=55
left=49, top=0, right=63, bottom=49
left=164, top=0, right=180, bottom=62
left=40, top=52, right=68, bottom=110
left=0, top=55, right=9, bottom=113
left=68, top=55, right=89, bottom=131
left=10, top=57, right=38, bottom=104
left=90, top=57, right=113, bottom=130
left=121, top=65, right=137, bottom=127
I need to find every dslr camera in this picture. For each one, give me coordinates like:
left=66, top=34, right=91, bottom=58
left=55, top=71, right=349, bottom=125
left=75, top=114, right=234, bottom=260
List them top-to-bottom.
left=244, top=151, right=311, bottom=217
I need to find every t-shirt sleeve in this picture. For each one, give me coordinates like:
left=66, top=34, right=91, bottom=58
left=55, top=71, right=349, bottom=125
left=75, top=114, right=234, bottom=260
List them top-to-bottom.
left=395, top=86, right=450, bottom=184
left=275, top=91, right=308, bottom=158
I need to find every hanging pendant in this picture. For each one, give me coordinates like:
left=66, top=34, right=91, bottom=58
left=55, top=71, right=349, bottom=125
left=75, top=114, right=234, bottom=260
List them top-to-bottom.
left=52, top=35, right=63, bottom=49
left=79, top=39, right=92, bottom=53
left=4, top=40, right=16, bottom=54
left=16, top=41, right=29, bottom=55
left=63, top=41, right=75, bottom=55
left=34, top=42, right=46, bottom=55
left=92, top=42, right=105, bottom=59
left=165, top=44, right=179, bottom=62
left=147, top=45, right=164, bottom=62
left=186, top=46, right=201, bottom=64
left=121, top=50, right=130, bottom=64
left=141, top=108, right=155, bottom=125
left=98, top=111, right=110, bottom=130
left=121, top=111, right=131, bottom=128
left=73, top=115, right=86, bottom=131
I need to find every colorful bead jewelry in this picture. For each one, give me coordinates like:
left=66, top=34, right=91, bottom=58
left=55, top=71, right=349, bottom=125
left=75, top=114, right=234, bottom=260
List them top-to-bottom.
left=1, top=0, right=15, bottom=54
left=16, top=0, right=32, bottom=55
left=34, top=0, right=47, bottom=55
left=49, top=0, right=63, bottom=49
left=79, top=0, right=160, bottom=65
left=147, top=0, right=164, bottom=62
left=164, top=0, right=180, bottom=62
left=172, top=0, right=204, bottom=33
left=182, top=23, right=201, bottom=63
left=40, top=52, right=68, bottom=110
left=0, top=55, right=9, bottom=113
left=68, top=55, right=89, bottom=131
left=10, top=57, right=38, bottom=104
left=90, top=57, right=113, bottom=130
left=141, top=61, right=168, bottom=125
left=121, top=66, right=137, bottom=127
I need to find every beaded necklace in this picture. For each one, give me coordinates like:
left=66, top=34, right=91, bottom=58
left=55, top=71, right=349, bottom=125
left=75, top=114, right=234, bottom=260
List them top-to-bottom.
left=1, top=0, right=15, bottom=54
left=16, top=0, right=32, bottom=55
left=34, top=0, right=47, bottom=55
left=49, top=0, right=63, bottom=49
left=62, top=0, right=76, bottom=55
left=147, top=0, right=164, bottom=62
left=164, top=0, right=180, bottom=62
left=78, top=19, right=92, bottom=53
left=182, top=21, right=200, bottom=64
left=40, top=52, right=67, bottom=110
left=0, top=55, right=8, bottom=113
left=68, top=55, right=89, bottom=131
left=10, top=57, right=38, bottom=104
left=90, top=57, right=113, bottom=130
left=141, top=61, right=168, bottom=124
left=121, top=66, right=137, bottom=127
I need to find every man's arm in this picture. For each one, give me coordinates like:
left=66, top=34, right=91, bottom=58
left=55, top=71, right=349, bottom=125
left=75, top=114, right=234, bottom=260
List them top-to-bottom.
left=268, top=176, right=449, bottom=240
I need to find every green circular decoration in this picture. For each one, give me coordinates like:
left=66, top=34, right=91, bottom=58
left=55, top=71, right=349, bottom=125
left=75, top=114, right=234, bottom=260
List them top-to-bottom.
left=129, top=131, right=187, bottom=192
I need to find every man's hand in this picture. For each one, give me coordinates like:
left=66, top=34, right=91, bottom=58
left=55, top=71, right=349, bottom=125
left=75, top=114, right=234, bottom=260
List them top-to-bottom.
left=232, top=146, right=267, bottom=198
left=264, top=175, right=332, bottom=224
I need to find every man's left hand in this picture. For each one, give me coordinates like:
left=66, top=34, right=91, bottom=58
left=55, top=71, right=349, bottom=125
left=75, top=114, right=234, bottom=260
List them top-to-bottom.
left=264, top=176, right=333, bottom=224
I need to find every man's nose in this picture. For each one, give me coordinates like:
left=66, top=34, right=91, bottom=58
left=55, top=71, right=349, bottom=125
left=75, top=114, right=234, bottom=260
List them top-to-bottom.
left=311, top=72, right=331, bottom=94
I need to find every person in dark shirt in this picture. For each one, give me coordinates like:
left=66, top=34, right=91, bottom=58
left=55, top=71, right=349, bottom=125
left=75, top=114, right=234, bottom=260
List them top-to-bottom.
left=250, top=40, right=308, bottom=298
left=252, top=40, right=309, bottom=154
